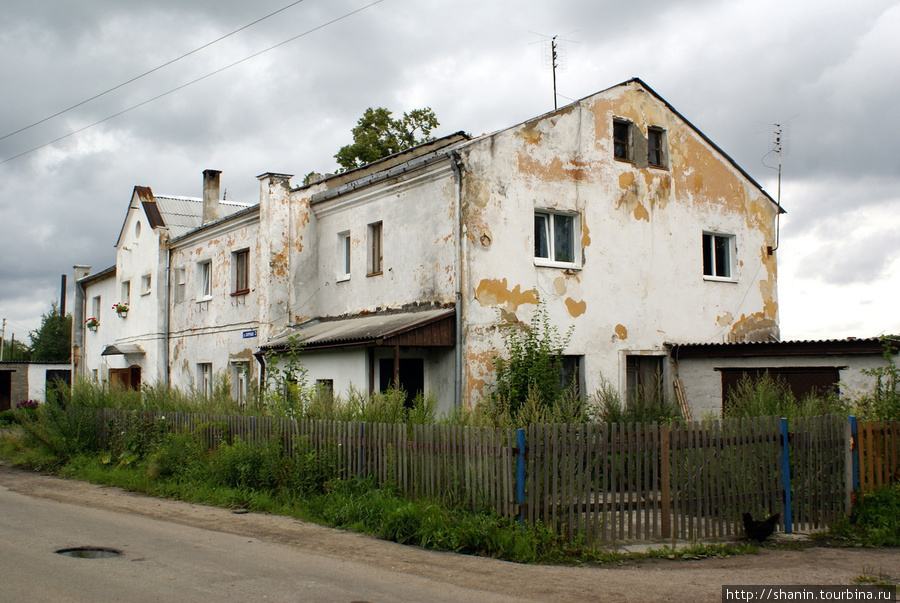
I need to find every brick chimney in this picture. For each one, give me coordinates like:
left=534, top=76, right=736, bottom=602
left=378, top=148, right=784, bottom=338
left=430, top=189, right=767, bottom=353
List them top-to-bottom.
left=202, top=169, right=223, bottom=225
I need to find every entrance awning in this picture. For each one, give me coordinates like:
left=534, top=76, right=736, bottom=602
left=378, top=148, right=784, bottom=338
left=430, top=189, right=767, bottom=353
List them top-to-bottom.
left=261, top=308, right=455, bottom=351
left=101, top=343, right=145, bottom=356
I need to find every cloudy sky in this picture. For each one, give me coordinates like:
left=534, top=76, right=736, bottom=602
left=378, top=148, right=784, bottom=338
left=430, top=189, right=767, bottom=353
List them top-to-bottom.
left=1, top=0, right=898, bottom=344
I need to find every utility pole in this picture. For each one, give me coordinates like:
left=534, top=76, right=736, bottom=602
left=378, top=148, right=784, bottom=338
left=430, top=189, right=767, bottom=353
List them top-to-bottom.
left=550, top=35, right=559, bottom=111
left=0, top=318, right=6, bottom=362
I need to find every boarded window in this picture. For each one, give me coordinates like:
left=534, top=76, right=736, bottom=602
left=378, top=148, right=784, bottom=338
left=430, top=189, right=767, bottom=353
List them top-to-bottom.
left=368, top=221, right=383, bottom=275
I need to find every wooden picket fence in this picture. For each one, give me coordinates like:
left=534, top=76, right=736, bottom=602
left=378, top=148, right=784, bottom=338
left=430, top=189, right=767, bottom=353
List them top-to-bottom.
left=94, top=410, right=890, bottom=544
left=856, top=420, right=900, bottom=496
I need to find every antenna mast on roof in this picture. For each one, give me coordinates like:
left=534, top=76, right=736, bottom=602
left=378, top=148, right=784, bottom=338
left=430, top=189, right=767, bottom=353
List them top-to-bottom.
left=531, top=32, right=577, bottom=111
left=762, top=119, right=793, bottom=253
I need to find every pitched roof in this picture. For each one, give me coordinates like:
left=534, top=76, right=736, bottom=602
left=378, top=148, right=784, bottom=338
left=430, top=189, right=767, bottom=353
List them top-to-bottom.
left=151, top=195, right=253, bottom=238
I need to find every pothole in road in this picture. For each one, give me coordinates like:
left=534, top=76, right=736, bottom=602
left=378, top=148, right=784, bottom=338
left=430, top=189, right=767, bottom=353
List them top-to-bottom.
left=55, top=547, right=122, bottom=559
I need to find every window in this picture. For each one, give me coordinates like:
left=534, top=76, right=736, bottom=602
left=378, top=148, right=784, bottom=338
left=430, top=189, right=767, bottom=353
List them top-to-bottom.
left=613, top=119, right=633, bottom=161
left=647, top=127, right=667, bottom=168
left=534, top=210, right=578, bottom=267
left=367, top=221, right=383, bottom=276
left=337, top=231, right=351, bottom=280
left=703, top=232, right=734, bottom=279
left=232, top=249, right=249, bottom=295
left=198, top=260, right=212, bottom=299
left=174, top=268, right=186, bottom=303
left=141, top=273, right=151, bottom=295
left=121, top=281, right=131, bottom=305
left=91, top=295, right=101, bottom=319
left=626, top=355, right=665, bottom=407
left=231, top=361, right=248, bottom=405
left=197, top=363, right=212, bottom=398
left=315, top=379, right=334, bottom=399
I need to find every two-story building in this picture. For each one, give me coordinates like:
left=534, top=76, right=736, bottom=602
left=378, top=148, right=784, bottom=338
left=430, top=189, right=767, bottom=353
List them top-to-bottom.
left=74, top=78, right=784, bottom=413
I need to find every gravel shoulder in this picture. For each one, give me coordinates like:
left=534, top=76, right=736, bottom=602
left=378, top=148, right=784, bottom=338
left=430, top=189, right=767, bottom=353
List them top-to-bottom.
left=1, top=463, right=897, bottom=602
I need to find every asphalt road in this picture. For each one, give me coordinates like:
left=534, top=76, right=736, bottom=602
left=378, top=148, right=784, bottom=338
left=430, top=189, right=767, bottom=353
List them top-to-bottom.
left=0, top=483, right=520, bottom=602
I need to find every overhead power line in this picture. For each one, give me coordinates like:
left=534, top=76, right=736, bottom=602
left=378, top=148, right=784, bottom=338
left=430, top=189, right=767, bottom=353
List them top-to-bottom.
left=0, top=0, right=386, bottom=166
left=0, top=0, right=310, bottom=143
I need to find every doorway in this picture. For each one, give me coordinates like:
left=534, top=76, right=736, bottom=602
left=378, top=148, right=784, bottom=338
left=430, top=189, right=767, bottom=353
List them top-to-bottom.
left=379, top=358, right=424, bottom=408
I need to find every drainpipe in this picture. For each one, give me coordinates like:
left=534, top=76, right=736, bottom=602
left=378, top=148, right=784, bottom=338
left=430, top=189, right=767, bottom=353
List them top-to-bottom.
left=450, top=152, right=465, bottom=409
left=163, top=245, right=171, bottom=387
left=72, top=265, right=92, bottom=381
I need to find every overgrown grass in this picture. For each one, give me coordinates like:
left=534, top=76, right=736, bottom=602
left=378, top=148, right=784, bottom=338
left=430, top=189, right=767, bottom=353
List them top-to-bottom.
left=724, top=373, right=850, bottom=419
left=827, top=483, right=900, bottom=547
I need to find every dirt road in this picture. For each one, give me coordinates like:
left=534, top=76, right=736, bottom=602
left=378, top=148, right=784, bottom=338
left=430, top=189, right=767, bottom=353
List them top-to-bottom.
left=1, top=464, right=896, bottom=602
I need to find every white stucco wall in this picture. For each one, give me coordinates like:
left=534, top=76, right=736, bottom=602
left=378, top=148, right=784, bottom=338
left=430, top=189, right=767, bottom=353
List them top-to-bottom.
left=456, top=81, right=780, bottom=405
left=167, top=210, right=260, bottom=394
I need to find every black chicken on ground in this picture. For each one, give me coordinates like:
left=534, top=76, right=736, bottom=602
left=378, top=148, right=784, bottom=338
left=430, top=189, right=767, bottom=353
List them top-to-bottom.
left=743, top=512, right=780, bottom=542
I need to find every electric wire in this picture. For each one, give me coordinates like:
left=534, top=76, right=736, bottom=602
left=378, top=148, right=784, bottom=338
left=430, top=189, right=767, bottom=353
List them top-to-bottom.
left=0, top=0, right=386, bottom=166
left=0, top=0, right=310, bottom=143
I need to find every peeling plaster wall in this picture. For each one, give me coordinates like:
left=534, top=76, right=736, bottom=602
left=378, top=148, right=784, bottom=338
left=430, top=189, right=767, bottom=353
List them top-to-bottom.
left=456, top=81, right=780, bottom=405
left=304, top=162, right=458, bottom=318
left=167, top=212, right=260, bottom=391
left=79, top=272, right=117, bottom=382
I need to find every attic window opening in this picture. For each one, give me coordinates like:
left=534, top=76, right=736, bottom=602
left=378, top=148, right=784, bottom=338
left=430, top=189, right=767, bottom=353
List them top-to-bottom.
left=613, top=119, right=633, bottom=161
left=648, top=127, right=667, bottom=168
left=534, top=210, right=578, bottom=268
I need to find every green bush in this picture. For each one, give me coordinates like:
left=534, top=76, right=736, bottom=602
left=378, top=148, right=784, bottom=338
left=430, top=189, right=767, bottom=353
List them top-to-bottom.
left=724, top=373, right=847, bottom=419
left=830, top=483, right=900, bottom=546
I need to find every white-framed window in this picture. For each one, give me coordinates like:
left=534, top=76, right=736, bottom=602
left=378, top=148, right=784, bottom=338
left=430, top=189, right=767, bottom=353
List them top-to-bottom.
left=613, top=118, right=633, bottom=161
left=647, top=126, right=668, bottom=168
left=534, top=210, right=579, bottom=268
left=367, top=221, right=383, bottom=276
left=337, top=231, right=351, bottom=281
left=702, top=232, right=735, bottom=280
left=232, top=248, right=249, bottom=295
left=198, top=260, right=212, bottom=299
left=174, top=267, right=186, bottom=303
left=141, top=273, right=152, bottom=295
left=121, top=280, right=131, bottom=305
left=91, top=295, right=101, bottom=319
left=231, top=361, right=248, bottom=405
left=197, top=363, right=212, bottom=398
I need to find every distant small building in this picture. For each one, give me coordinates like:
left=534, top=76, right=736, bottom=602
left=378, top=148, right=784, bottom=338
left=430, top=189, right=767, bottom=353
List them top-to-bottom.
left=669, top=337, right=898, bottom=417
left=0, top=362, right=71, bottom=410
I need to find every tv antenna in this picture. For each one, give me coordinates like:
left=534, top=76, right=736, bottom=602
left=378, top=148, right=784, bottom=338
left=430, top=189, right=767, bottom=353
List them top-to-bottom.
left=531, top=32, right=578, bottom=110
left=761, top=115, right=797, bottom=252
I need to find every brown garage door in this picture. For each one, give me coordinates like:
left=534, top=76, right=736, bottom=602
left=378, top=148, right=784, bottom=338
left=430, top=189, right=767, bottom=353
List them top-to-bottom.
left=719, top=366, right=841, bottom=410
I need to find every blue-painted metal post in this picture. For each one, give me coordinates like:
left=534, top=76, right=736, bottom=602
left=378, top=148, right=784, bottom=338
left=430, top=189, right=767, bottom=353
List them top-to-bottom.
left=849, top=415, right=859, bottom=501
left=780, top=418, right=793, bottom=534
left=516, top=428, right=526, bottom=525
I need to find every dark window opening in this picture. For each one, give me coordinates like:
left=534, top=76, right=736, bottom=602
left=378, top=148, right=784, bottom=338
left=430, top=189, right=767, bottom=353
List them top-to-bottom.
left=613, top=119, right=632, bottom=160
left=648, top=127, right=666, bottom=167
left=626, top=355, right=665, bottom=407
left=379, top=358, right=424, bottom=408
left=719, top=367, right=840, bottom=412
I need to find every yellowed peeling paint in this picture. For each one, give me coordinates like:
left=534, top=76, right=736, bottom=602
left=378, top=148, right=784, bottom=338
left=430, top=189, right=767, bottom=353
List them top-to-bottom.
left=515, top=123, right=543, bottom=145
left=516, top=153, right=590, bottom=182
left=619, top=172, right=635, bottom=189
left=633, top=202, right=650, bottom=222
left=553, top=277, right=567, bottom=295
left=474, top=278, right=539, bottom=311
left=565, top=298, right=586, bottom=318
left=717, top=312, right=734, bottom=327
left=614, top=324, right=628, bottom=340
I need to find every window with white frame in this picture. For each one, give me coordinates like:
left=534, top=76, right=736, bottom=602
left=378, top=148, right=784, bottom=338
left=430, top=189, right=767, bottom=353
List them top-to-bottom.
left=534, top=210, right=578, bottom=267
left=367, top=221, right=383, bottom=276
left=337, top=231, right=351, bottom=281
left=702, top=232, right=735, bottom=279
left=232, top=249, right=249, bottom=295
left=198, top=260, right=212, bottom=299
left=174, top=267, right=186, bottom=303
left=141, top=273, right=151, bottom=295
left=121, top=280, right=131, bottom=305
left=91, top=295, right=101, bottom=319
left=231, top=361, right=248, bottom=405
left=197, top=363, right=212, bottom=398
